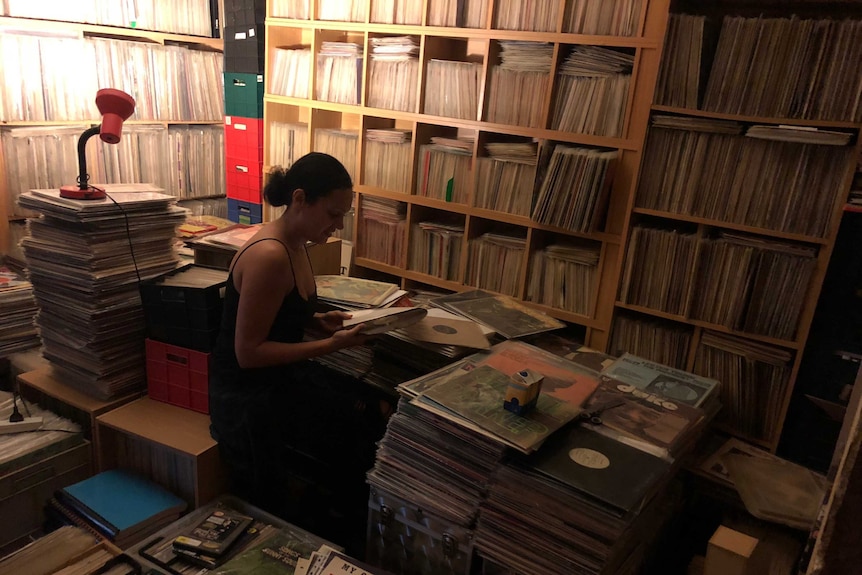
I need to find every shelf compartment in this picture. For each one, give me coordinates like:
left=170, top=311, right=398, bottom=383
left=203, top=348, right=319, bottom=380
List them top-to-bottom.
left=270, top=0, right=311, bottom=20
left=318, top=0, right=368, bottom=23
left=370, top=0, right=423, bottom=25
left=426, top=0, right=488, bottom=29
left=492, top=0, right=561, bottom=32
left=562, top=0, right=645, bottom=37
left=267, top=26, right=314, bottom=99
left=313, top=29, right=365, bottom=105
left=366, top=33, right=421, bottom=113
left=421, top=36, right=487, bottom=121
left=483, top=40, right=555, bottom=129
left=548, top=44, right=635, bottom=137
left=264, top=101, right=311, bottom=171
left=310, top=108, right=362, bottom=183
left=361, top=116, right=415, bottom=194
left=636, top=116, right=855, bottom=238
left=414, top=123, right=476, bottom=205
left=473, top=132, right=539, bottom=218
left=531, top=140, right=619, bottom=233
left=356, top=195, right=408, bottom=268
left=407, top=206, right=466, bottom=283
left=464, top=216, right=529, bottom=298
left=618, top=220, right=700, bottom=317
left=688, top=230, right=819, bottom=343
left=525, top=231, right=602, bottom=319
left=614, top=302, right=803, bottom=351
left=608, top=308, right=694, bottom=370
left=693, top=330, right=796, bottom=446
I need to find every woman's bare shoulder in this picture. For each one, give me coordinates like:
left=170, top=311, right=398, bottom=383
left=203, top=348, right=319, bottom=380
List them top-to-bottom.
left=232, top=237, right=292, bottom=284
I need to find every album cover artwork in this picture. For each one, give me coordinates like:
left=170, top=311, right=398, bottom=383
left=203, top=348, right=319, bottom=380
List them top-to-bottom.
left=431, top=289, right=564, bottom=339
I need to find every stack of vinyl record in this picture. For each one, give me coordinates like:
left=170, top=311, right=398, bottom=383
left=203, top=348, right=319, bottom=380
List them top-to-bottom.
left=19, top=184, right=185, bottom=399
left=0, top=268, right=41, bottom=355
left=367, top=398, right=506, bottom=528
left=474, top=426, right=675, bottom=575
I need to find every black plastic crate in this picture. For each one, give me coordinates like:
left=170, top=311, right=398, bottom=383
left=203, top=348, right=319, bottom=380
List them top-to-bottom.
left=224, top=0, right=266, bottom=27
left=141, top=265, right=228, bottom=351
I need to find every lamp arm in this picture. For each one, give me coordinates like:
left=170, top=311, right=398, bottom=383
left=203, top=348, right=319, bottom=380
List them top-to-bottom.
left=75, top=125, right=102, bottom=190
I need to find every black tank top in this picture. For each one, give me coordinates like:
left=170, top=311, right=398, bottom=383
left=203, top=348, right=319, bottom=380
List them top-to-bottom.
left=212, top=238, right=317, bottom=386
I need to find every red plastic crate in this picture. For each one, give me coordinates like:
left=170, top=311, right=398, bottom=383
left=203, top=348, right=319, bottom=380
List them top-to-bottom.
left=225, top=116, right=263, bottom=160
left=225, top=116, right=264, bottom=203
left=226, top=159, right=263, bottom=203
left=145, top=338, right=211, bottom=414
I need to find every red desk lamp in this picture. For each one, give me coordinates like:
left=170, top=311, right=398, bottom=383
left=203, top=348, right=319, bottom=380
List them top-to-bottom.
left=59, top=88, right=136, bottom=200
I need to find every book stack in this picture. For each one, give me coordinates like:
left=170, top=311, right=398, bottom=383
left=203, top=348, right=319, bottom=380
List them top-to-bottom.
left=19, top=185, right=185, bottom=399
left=363, top=330, right=719, bottom=575
left=366, top=339, right=602, bottom=573
left=49, top=469, right=187, bottom=549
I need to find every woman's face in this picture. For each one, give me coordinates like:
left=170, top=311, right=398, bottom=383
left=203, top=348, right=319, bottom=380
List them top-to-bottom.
left=299, top=187, right=353, bottom=244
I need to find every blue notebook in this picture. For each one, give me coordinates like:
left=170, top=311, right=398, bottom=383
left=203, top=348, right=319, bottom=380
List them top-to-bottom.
left=58, top=469, right=187, bottom=538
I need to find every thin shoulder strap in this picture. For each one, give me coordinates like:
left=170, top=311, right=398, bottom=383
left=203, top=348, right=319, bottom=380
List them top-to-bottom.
left=229, top=237, right=292, bottom=275
left=303, top=244, right=317, bottom=296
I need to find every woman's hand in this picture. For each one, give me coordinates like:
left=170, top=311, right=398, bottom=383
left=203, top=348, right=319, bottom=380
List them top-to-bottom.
left=315, top=310, right=352, bottom=335
left=330, top=324, right=371, bottom=349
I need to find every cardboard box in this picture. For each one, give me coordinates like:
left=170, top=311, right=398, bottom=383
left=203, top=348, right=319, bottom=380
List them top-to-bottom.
left=705, top=526, right=759, bottom=575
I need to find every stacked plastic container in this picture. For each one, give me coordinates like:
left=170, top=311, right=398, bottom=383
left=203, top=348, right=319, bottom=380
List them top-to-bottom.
left=223, top=0, right=266, bottom=224
left=140, top=265, right=228, bottom=414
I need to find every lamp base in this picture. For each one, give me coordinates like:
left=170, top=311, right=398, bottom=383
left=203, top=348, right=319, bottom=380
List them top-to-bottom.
left=59, top=184, right=106, bottom=200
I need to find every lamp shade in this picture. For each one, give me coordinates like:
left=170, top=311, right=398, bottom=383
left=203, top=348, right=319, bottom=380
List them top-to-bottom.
left=95, top=88, right=136, bottom=144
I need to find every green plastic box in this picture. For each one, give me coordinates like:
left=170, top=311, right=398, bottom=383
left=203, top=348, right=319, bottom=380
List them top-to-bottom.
left=224, top=72, right=264, bottom=118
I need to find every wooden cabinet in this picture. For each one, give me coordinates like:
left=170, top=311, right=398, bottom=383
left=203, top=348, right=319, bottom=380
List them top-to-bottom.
left=16, top=367, right=141, bottom=471
left=95, top=397, right=228, bottom=508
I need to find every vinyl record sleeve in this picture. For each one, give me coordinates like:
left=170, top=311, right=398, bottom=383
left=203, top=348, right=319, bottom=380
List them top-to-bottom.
left=342, top=307, right=427, bottom=334
left=400, top=315, right=491, bottom=349
left=529, top=425, right=670, bottom=516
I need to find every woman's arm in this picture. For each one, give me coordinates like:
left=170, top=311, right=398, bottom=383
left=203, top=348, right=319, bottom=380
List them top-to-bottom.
left=233, top=244, right=367, bottom=369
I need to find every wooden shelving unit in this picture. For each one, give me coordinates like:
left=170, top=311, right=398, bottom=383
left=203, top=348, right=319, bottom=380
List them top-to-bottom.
left=263, top=0, right=672, bottom=348
left=616, top=1, right=862, bottom=451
